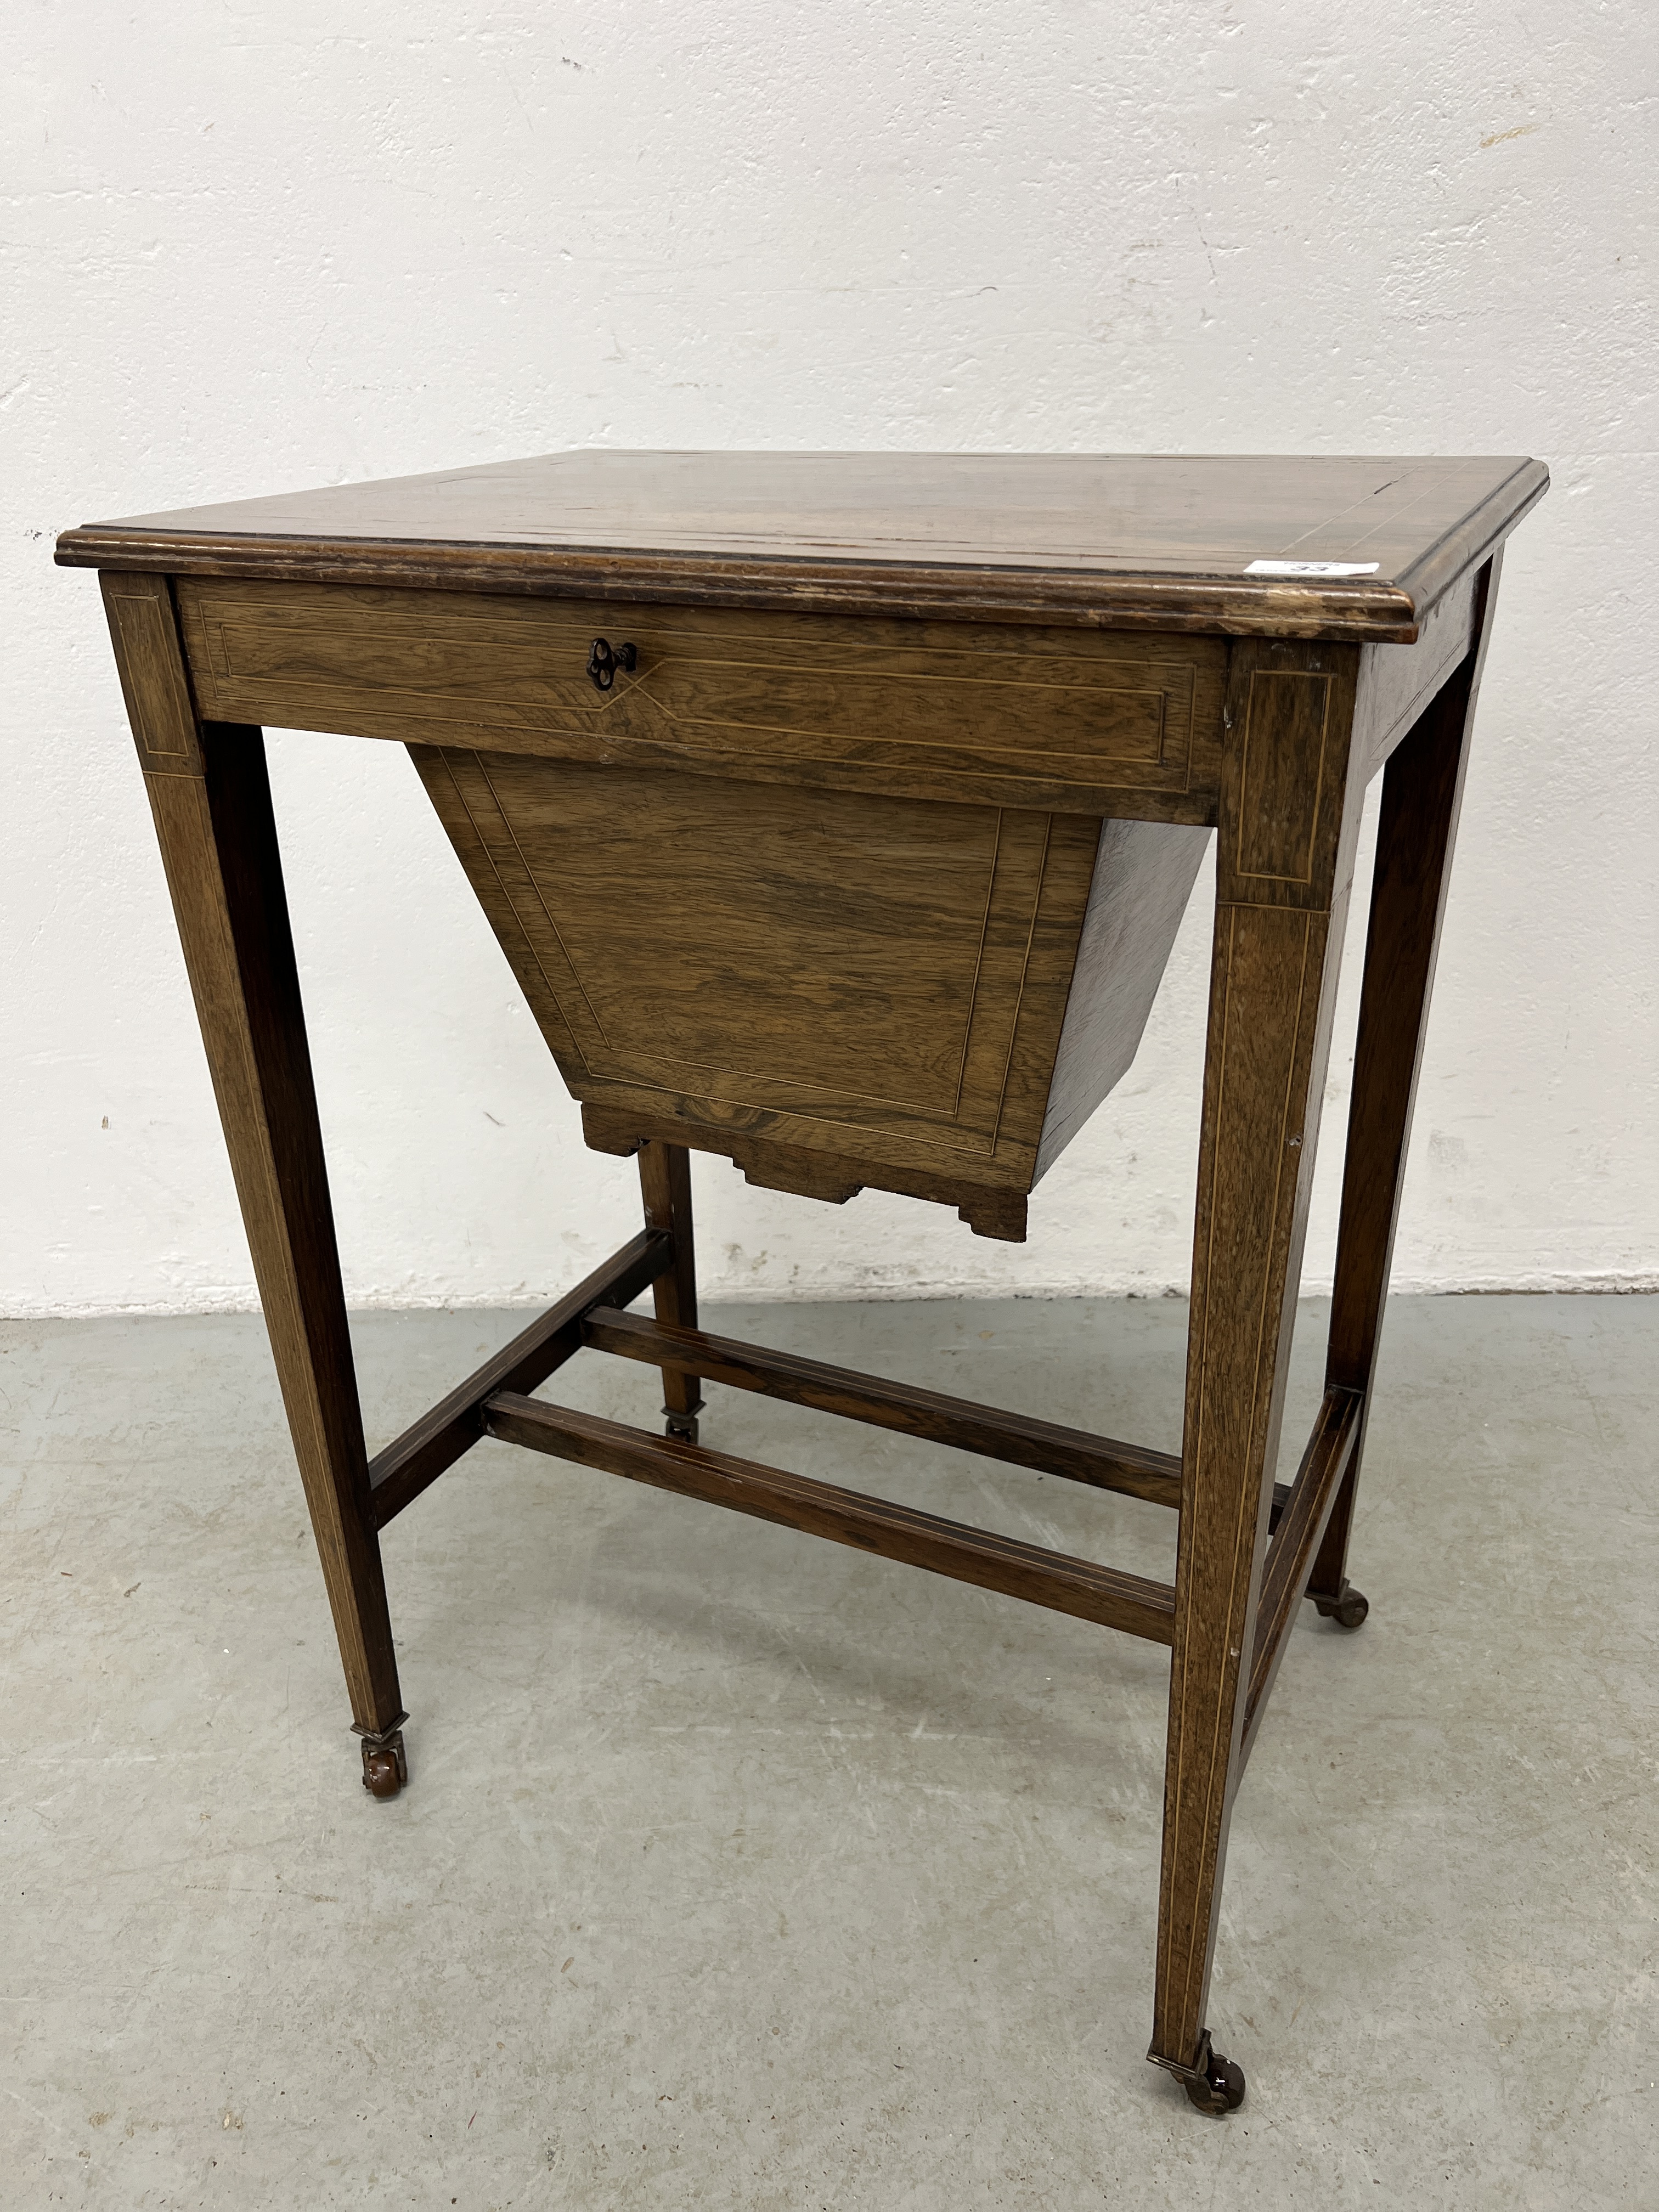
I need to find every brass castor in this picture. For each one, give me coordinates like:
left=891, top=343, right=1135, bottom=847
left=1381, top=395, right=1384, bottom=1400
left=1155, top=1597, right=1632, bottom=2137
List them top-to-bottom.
left=664, top=1412, right=699, bottom=1445
left=1313, top=1581, right=1370, bottom=1629
left=360, top=1730, right=408, bottom=1799
left=1183, top=2046, right=1246, bottom=2115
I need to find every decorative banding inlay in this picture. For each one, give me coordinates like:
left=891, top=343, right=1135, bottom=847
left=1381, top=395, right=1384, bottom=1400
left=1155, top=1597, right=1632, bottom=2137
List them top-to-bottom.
left=1233, top=670, right=1331, bottom=885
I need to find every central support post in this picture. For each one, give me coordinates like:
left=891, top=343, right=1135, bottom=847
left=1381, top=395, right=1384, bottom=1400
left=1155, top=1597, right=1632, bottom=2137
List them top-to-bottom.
left=637, top=1141, right=705, bottom=1442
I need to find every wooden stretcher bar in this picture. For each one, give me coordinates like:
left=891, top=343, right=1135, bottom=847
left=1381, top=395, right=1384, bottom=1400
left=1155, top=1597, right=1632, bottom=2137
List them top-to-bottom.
left=368, top=1229, right=673, bottom=1527
left=579, top=1304, right=1184, bottom=1508
left=481, top=1391, right=1180, bottom=1645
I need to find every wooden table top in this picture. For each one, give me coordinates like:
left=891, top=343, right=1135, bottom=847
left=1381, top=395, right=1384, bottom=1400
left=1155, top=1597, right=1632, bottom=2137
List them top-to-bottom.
left=58, top=450, right=1547, bottom=641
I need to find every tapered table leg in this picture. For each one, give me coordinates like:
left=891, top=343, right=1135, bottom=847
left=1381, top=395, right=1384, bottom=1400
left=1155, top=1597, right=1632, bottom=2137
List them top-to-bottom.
left=1310, top=557, right=1504, bottom=1619
left=101, top=572, right=407, bottom=1795
left=1149, top=638, right=1369, bottom=2106
left=637, top=1141, right=704, bottom=1441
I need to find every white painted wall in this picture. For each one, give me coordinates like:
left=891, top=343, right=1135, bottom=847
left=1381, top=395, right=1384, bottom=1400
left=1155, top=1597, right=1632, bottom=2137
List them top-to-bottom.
left=9, top=2, right=1657, bottom=1316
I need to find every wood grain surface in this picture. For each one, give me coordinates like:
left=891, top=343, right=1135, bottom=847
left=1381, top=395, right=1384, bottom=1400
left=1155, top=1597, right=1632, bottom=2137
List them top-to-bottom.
left=59, top=450, right=1549, bottom=641
left=73, top=462, right=1547, bottom=2092
left=1311, top=557, right=1503, bottom=1610
left=1352, top=563, right=1479, bottom=777
left=101, top=574, right=405, bottom=1740
left=175, top=578, right=1226, bottom=819
left=1150, top=632, right=1368, bottom=2080
left=410, top=746, right=1106, bottom=1203
left=580, top=1109, right=1035, bottom=1242
left=637, top=1141, right=704, bottom=1431
left=367, top=1228, right=673, bottom=1528
left=580, top=1304, right=1185, bottom=1508
left=1242, top=1385, right=1363, bottom=1752
left=482, top=1393, right=1178, bottom=1644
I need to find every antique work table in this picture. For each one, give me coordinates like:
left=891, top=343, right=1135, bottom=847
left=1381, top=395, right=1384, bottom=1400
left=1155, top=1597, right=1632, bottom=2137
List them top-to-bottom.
left=59, top=451, right=1545, bottom=2113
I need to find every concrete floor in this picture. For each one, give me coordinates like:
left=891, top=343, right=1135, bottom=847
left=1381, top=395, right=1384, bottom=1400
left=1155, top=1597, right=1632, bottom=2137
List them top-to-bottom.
left=2, top=1293, right=1655, bottom=2209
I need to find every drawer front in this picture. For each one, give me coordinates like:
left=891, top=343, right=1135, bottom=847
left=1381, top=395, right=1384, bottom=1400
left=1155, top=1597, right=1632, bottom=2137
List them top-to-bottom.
left=178, top=579, right=1224, bottom=818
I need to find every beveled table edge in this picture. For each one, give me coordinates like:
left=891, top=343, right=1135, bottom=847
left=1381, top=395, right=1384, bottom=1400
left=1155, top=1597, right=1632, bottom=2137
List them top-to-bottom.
left=55, top=456, right=1549, bottom=643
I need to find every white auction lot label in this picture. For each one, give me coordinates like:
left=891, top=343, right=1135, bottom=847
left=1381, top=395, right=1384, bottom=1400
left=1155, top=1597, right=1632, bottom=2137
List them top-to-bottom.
left=1244, top=560, right=1381, bottom=577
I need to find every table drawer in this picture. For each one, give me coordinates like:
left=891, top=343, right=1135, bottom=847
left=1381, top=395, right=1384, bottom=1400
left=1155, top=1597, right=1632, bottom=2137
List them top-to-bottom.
left=178, top=579, right=1224, bottom=816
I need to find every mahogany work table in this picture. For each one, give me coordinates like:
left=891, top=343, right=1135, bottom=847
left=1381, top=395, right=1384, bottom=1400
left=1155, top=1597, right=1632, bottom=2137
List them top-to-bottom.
left=59, top=450, right=1547, bottom=2113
